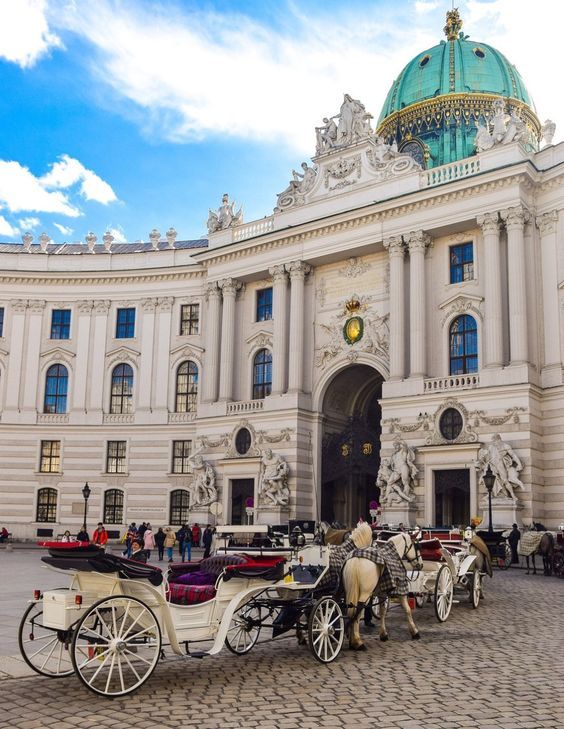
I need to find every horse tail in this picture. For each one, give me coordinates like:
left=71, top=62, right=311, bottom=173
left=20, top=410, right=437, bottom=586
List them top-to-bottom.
left=343, top=558, right=362, bottom=618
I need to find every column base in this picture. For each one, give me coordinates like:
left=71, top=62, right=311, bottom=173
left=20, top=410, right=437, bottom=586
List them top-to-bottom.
left=541, top=363, right=563, bottom=388
left=480, top=496, right=523, bottom=529
left=380, top=503, right=418, bottom=529
left=255, top=504, right=290, bottom=526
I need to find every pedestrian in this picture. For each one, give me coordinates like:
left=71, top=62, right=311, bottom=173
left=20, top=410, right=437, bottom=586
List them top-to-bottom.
left=92, top=522, right=108, bottom=548
left=124, top=522, right=138, bottom=558
left=138, top=522, right=148, bottom=545
left=192, top=522, right=201, bottom=548
left=508, top=523, right=521, bottom=565
left=143, top=524, right=155, bottom=560
left=176, top=524, right=187, bottom=557
left=202, top=524, right=214, bottom=558
left=76, top=525, right=89, bottom=542
left=181, top=525, right=192, bottom=562
left=0, top=527, right=9, bottom=543
left=155, top=527, right=166, bottom=561
left=164, top=527, right=176, bottom=562
left=61, top=530, right=72, bottom=542
left=130, top=541, right=149, bottom=563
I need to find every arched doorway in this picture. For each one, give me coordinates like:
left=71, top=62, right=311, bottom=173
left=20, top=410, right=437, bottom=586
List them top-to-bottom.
left=320, top=365, right=383, bottom=525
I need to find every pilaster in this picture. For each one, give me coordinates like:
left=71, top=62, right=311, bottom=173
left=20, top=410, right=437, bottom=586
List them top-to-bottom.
left=500, top=205, right=530, bottom=366
left=536, top=210, right=562, bottom=386
left=477, top=212, right=503, bottom=368
left=407, top=230, right=432, bottom=378
left=383, top=236, right=406, bottom=380
left=286, top=260, right=311, bottom=393
left=269, top=265, right=289, bottom=395
left=218, top=278, right=243, bottom=401
left=202, top=282, right=222, bottom=403
left=136, top=297, right=158, bottom=421
left=153, top=297, right=173, bottom=419
left=4, top=299, right=27, bottom=417
left=22, top=300, right=46, bottom=421
left=71, top=300, right=93, bottom=422
left=89, top=300, right=110, bottom=418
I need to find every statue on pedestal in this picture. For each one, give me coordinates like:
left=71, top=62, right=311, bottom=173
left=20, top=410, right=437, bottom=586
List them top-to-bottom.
left=207, top=194, right=243, bottom=234
left=475, top=433, right=524, bottom=503
left=378, top=439, right=418, bottom=506
left=258, top=449, right=290, bottom=506
left=187, top=454, right=217, bottom=508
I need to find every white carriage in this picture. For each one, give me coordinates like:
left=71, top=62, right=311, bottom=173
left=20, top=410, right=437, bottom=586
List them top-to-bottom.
left=19, top=539, right=346, bottom=697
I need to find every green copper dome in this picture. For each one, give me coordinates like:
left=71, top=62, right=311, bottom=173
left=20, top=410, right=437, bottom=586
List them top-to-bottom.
left=376, top=10, right=540, bottom=168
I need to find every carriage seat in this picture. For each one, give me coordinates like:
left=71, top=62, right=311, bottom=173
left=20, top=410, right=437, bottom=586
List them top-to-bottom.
left=418, top=539, right=444, bottom=562
left=167, top=554, right=249, bottom=605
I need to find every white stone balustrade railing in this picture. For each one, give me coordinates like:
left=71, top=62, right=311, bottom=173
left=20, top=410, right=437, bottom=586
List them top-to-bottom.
left=421, top=158, right=480, bottom=188
left=233, top=217, right=274, bottom=242
left=423, top=374, right=480, bottom=392
left=227, top=400, right=264, bottom=414
left=168, top=411, right=197, bottom=423
left=37, top=413, right=70, bottom=424
left=103, top=413, right=135, bottom=424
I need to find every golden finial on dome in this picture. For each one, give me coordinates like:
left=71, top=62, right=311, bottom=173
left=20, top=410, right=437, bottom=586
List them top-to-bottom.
left=444, top=8, right=463, bottom=40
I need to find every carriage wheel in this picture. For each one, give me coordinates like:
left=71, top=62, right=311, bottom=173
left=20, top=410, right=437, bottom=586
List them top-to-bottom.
left=497, top=543, right=512, bottom=570
left=553, top=551, right=564, bottom=577
left=434, top=565, right=454, bottom=622
left=470, top=571, right=481, bottom=609
left=71, top=596, right=161, bottom=697
left=308, top=596, right=345, bottom=664
left=18, top=602, right=74, bottom=677
left=225, top=603, right=262, bottom=655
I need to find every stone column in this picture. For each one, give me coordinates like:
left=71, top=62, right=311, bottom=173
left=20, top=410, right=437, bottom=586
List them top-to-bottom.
left=501, top=206, right=530, bottom=365
left=537, top=211, right=560, bottom=375
left=477, top=213, right=503, bottom=367
left=407, top=231, right=431, bottom=378
left=383, top=236, right=406, bottom=380
left=286, top=261, right=311, bottom=393
left=269, top=265, right=289, bottom=395
left=218, top=278, right=242, bottom=401
left=202, top=282, right=222, bottom=403
left=154, top=297, right=173, bottom=416
left=137, top=298, right=158, bottom=414
left=4, top=299, right=28, bottom=414
left=22, top=300, right=46, bottom=416
left=89, top=300, right=110, bottom=415
left=72, top=301, right=94, bottom=415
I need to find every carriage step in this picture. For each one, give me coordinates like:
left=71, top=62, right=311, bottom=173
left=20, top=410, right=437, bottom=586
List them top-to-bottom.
left=188, top=651, right=208, bottom=659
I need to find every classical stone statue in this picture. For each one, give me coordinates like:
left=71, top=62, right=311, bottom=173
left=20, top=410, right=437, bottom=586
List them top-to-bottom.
left=334, top=94, right=372, bottom=146
left=475, top=98, right=530, bottom=153
left=315, top=117, right=338, bottom=154
left=541, top=119, right=556, bottom=146
left=474, top=120, right=495, bottom=152
left=275, top=163, right=317, bottom=212
left=207, top=194, right=243, bottom=234
left=475, top=433, right=524, bottom=503
left=378, top=439, right=418, bottom=506
left=258, top=448, right=290, bottom=506
left=188, top=454, right=217, bottom=508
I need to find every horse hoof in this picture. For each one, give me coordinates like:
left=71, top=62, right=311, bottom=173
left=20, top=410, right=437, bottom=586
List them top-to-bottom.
left=412, top=632, right=421, bottom=640
left=379, top=634, right=389, bottom=642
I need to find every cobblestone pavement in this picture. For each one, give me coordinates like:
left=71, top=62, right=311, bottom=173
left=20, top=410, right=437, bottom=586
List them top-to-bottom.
left=2, top=550, right=564, bottom=729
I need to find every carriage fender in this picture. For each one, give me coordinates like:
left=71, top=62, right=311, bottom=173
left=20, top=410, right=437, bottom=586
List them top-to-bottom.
left=439, top=547, right=457, bottom=577
left=457, top=554, right=477, bottom=577
left=205, top=584, right=271, bottom=656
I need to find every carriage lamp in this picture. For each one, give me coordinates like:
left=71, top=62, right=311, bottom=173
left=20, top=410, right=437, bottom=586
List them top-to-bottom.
left=483, top=466, right=495, bottom=536
left=81, top=482, right=91, bottom=534
left=33, top=589, right=41, bottom=601
left=75, top=594, right=83, bottom=606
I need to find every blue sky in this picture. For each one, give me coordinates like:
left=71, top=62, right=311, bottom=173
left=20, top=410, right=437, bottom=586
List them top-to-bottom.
left=0, top=0, right=560, bottom=244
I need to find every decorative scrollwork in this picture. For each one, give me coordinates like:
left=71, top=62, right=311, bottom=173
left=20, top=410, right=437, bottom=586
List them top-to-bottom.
left=467, top=407, right=525, bottom=428
left=255, top=427, right=294, bottom=444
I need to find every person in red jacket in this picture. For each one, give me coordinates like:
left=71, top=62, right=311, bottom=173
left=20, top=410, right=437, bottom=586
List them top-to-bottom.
left=92, top=522, right=108, bottom=547
left=191, top=523, right=201, bottom=548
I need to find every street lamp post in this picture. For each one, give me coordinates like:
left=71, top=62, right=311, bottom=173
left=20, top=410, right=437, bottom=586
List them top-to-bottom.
left=483, top=466, right=495, bottom=536
left=81, top=482, right=91, bottom=533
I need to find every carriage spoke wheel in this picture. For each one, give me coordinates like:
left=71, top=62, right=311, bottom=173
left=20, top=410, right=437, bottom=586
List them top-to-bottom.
left=498, top=543, right=512, bottom=570
left=553, top=551, right=564, bottom=577
left=434, top=565, right=454, bottom=622
left=470, top=570, right=481, bottom=609
left=71, top=596, right=161, bottom=697
left=308, top=596, right=345, bottom=664
left=18, top=602, right=74, bottom=677
left=225, top=604, right=262, bottom=655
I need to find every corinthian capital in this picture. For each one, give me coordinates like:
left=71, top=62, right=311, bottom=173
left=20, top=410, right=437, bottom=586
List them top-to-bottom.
left=500, top=205, right=530, bottom=230
left=536, top=210, right=559, bottom=236
left=477, top=212, right=500, bottom=235
left=406, top=230, right=432, bottom=254
left=383, top=235, right=405, bottom=257
left=285, top=260, right=312, bottom=280
left=269, top=265, right=288, bottom=285
left=219, top=277, right=243, bottom=296
left=206, top=281, right=221, bottom=300
left=157, top=296, right=174, bottom=312
left=10, top=299, right=28, bottom=313
left=28, top=300, right=46, bottom=314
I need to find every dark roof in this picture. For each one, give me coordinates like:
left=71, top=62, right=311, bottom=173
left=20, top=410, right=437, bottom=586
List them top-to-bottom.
left=0, top=239, right=209, bottom=255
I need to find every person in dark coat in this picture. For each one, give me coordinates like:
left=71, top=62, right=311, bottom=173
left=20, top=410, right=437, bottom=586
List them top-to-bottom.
left=137, top=522, right=148, bottom=545
left=508, top=523, right=521, bottom=564
left=176, top=525, right=187, bottom=556
left=202, top=525, right=214, bottom=558
left=76, top=526, right=89, bottom=542
left=154, top=527, right=166, bottom=561
left=130, top=541, right=149, bottom=563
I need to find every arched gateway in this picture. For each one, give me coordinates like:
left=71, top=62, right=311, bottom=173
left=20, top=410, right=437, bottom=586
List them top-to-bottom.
left=320, top=364, right=383, bottom=525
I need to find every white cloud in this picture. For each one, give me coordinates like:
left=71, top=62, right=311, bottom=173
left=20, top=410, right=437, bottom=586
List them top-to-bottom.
left=0, top=0, right=61, bottom=68
left=414, top=1, right=441, bottom=13
left=41, top=154, right=117, bottom=204
left=0, top=160, right=80, bottom=216
left=0, top=215, right=19, bottom=238
left=18, top=216, right=41, bottom=229
left=53, top=222, right=73, bottom=236
left=107, top=225, right=126, bottom=243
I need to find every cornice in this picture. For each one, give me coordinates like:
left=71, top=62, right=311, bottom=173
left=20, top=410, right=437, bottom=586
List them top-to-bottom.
left=0, top=268, right=206, bottom=287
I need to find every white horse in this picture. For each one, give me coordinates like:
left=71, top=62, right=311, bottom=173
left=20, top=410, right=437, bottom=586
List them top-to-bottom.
left=342, top=525, right=423, bottom=650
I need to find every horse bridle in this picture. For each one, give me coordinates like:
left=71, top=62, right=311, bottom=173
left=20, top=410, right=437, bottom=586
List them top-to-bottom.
left=400, top=532, right=422, bottom=569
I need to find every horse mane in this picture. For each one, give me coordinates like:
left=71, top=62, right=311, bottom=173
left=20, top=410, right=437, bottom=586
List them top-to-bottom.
left=350, top=522, right=373, bottom=549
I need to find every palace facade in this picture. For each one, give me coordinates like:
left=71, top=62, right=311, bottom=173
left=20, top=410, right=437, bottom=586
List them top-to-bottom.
left=2, top=12, right=564, bottom=538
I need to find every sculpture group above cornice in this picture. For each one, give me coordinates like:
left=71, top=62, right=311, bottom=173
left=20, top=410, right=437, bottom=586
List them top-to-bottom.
left=315, top=93, right=374, bottom=154
left=474, top=97, right=533, bottom=153
left=541, top=119, right=556, bottom=147
left=275, top=163, right=317, bottom=212
left=207, top=194, right=243, bottom=234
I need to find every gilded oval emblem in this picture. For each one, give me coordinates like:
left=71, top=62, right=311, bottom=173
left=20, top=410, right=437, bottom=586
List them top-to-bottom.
left=343, top=316, right=363, bottom=345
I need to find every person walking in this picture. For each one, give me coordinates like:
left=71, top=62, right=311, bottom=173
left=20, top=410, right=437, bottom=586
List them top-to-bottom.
left=92, top=522, right=108, bottom=548
left=124, top=522, right=138, bottom=558
left=137, top=522, right=148, bottom=546
left=192, top=523, right=201, bottom=549
left=508, top=523, right=521, bottom=565
left=143, top=524, right=155, bottom=560
left=176, top=524, right=187, bottom=557
left=181, top=525, right=192, bottom=562
left=202, top=525, right=213, bottom=558
left=155, top=527, right=166, bottom=561
left=164, top=527, right=176, bottom=562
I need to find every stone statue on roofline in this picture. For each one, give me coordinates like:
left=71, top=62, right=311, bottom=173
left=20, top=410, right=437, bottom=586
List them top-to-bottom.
left=314, top=93, right=374, bottom=155
left=474, top=97, right=530, bottom=153
left=541, top=119, right=556, bottom=146
left=274, top=162, right=317, bottom=212
left=207, top=193, right=243, bottom=234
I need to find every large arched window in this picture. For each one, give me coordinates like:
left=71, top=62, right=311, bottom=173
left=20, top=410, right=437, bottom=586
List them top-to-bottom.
left=449, top=315, right=478, bottom=375
left=253, top=348, right=272, bottom=399
left=175, top=361, right=198, bottom=413
left=110, top=363, right=134, bottom=414
left=44, top=364, right=68, bottom=413
left=36, top=487, right=57, bottom=522
left=103, top=489, right=124, bottom=524
left=170, top=489, right=190, bottom=526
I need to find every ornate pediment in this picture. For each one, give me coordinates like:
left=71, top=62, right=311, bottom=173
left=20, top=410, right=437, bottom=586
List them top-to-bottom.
left=439, top=293, right=483, bottom=326
left=245, top=330, right=273, bottom=350
left=170, top=343, right=204, bottom=363
left=105, top=346, right=140, bottom=368
left=40, top=347, right=76, bottom=368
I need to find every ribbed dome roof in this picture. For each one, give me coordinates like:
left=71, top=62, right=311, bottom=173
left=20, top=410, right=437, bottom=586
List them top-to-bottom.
left=378, top=36, right=533, bottom=126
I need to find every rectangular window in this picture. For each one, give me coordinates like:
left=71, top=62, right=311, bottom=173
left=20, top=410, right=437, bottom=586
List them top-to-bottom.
left=450, top=242, right=474, bottom=284
left=256, top=288, right=273, bottom=322
left=180, top=304, right=199, bottom=335
left=0, top=307, right=4, bottom=337
left=116, top=308, right=136, bottom=338
left=50, top=309, right=71, bottom=339
left=40, top=440, right=61, bottom=473
left=172, top=440, right=192, bottom=473
left=106, top=441, right=127, bottom=474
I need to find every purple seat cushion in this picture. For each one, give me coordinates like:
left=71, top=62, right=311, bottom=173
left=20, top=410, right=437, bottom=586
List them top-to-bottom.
left=172, top=570, right=216, bottom=586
